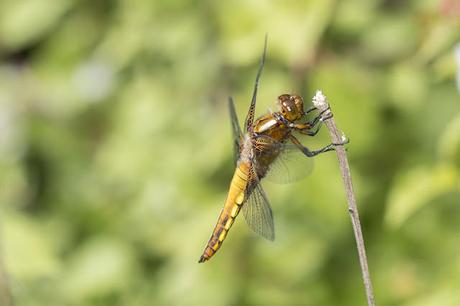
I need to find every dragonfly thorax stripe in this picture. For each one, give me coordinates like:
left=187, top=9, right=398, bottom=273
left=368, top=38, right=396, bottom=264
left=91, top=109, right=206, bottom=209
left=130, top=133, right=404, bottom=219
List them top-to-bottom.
left=255, top=118, right=277, bottom=133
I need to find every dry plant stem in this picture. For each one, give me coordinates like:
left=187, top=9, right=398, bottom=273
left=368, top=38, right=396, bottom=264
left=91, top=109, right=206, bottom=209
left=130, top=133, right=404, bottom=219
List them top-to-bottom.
left=313, top=91, right=375, bottom=306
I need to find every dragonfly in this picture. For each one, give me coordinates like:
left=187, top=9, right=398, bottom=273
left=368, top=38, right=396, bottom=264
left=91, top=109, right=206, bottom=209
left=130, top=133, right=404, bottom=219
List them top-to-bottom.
left=198, top=37, right=348, bottom=263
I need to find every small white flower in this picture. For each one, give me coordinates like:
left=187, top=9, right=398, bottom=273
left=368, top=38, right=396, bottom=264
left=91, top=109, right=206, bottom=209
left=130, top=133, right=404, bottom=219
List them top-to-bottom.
left=312, top=90, right=328, bottom=109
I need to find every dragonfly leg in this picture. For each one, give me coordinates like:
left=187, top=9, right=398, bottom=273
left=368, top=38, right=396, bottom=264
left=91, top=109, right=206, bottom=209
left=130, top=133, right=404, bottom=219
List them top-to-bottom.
left=304, top=104, right=332, bottom=116
left=304, top=105, right=317, bottom=115
left=294, top=106, right=334, bottom=137
left=307, top=106, right=332, bottom=126
left=292, top=115, right=323, bottom=136
left=307, top=115, right=322, bottom=128
left=296, top=123, right=321, bottom=136
left=289, top=134, right=349, bottom=157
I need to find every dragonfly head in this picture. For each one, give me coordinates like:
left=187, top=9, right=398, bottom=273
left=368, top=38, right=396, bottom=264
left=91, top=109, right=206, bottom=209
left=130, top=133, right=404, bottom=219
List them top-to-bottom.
left=278, top=94, right=304, bottom=121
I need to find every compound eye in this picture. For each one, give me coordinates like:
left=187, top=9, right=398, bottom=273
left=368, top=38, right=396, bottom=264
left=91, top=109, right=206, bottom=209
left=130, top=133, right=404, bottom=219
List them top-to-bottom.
left=285, top=104, right=293, bottom=113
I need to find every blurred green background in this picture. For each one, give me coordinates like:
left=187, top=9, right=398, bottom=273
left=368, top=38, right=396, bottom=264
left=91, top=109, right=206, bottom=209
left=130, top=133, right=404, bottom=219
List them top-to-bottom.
left=1, top=0, right=460, bottom=305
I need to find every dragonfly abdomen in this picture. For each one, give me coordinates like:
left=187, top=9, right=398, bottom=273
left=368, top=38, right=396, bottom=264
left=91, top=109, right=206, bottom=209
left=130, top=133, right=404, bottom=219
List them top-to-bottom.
left=198, top=163, right=249, bottom=263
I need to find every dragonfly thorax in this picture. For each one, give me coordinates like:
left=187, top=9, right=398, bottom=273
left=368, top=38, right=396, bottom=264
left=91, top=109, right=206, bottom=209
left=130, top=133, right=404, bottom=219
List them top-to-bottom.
left=278, top=94, right=304, bottom=122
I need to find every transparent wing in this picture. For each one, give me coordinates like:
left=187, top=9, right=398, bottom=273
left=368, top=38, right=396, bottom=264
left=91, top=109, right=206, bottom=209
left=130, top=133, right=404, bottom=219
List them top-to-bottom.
left=244, top=35, right=268, bottom=132
left=229, top=97, right=243, bottom=165
left=253, top=134, right=314, bottom=184
left=264, top=143, right=314, bottom=184
left=242, top=163, right=275, bottom=241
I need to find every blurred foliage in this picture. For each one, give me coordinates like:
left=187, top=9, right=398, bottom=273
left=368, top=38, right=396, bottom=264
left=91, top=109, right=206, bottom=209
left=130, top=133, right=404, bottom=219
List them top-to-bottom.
left=0, top=0, right=459, bottom=305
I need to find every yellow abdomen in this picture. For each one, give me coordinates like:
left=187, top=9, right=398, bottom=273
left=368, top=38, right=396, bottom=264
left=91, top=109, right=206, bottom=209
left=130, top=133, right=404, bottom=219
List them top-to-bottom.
left=198, top=162, right=250, bottom=263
